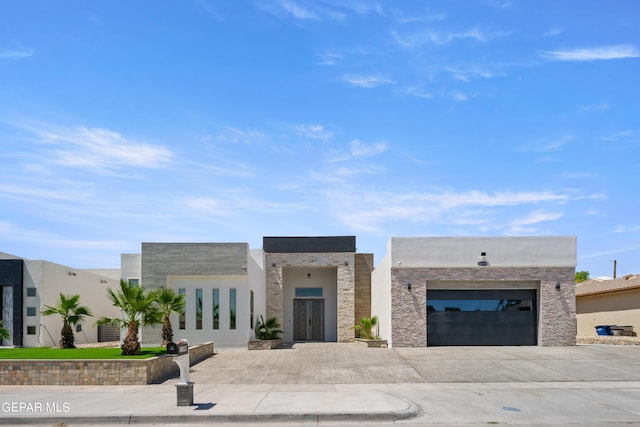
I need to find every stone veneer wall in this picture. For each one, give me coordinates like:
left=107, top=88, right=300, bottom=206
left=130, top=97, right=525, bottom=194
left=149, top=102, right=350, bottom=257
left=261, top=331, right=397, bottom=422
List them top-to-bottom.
left=265, top=252, right=355, bottom=342
left=354, top=254, right=373, bottom=334
left=391, top=267, right=576, bottom=347
left=0, top=342, right=214, bottom=385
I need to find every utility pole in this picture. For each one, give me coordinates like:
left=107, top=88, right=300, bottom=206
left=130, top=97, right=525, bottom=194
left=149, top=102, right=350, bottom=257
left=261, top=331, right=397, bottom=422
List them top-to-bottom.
left=613, top=260, right=617, bottom=279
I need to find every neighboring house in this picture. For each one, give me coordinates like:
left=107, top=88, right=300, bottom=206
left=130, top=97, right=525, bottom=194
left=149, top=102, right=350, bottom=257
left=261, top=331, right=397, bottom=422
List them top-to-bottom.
left=372, top=237, right=577, bottom=347
left=0, top=251, right=121, bottom=347
left=576, top=274, right=640, bottom=336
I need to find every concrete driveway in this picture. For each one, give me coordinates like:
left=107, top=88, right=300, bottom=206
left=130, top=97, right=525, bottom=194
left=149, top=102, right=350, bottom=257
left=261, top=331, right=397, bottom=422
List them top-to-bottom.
left=187, top=342, right=640, bottom=384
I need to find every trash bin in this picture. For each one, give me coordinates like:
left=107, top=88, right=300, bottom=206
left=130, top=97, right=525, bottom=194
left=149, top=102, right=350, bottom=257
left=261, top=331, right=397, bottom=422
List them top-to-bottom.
left=595, top=325, right=613, bottom=336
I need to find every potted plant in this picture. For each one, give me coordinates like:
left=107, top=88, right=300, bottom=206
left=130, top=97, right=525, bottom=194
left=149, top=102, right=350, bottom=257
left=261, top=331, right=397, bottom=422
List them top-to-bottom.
left=248, top=315, right=283, bottom=350
left=353, top=316, right=388, bottom=348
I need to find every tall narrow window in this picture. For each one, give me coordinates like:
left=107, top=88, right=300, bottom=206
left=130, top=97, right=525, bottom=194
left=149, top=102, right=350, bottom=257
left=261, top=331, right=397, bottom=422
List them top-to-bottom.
left=128, top=278, right=139, bottom=287
left=196, top=288, right=203, bottom=330
left=229, top=288, right=236, bottom=330
left=179, top=289, right=186, bottom=329
left=212, top=289, right=220, bottom=330
left=250, top=290, right=254, bottom=329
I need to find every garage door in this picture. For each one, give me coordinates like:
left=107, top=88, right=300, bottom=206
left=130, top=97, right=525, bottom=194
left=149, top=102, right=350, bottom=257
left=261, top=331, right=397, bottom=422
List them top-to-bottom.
left=427, top=289, right=537, bottom=346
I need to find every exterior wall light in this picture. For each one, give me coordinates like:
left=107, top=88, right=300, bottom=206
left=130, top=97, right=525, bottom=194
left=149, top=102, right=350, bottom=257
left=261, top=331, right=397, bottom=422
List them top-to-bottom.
left=477, top=252, right=488, bottom=266
left=555, top=282, right=561, bottom=290
left=407, top=283, right=412, bottom=291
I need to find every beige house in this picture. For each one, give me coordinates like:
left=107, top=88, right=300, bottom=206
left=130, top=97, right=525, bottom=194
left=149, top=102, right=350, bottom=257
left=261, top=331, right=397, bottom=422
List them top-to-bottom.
left=576, top=274, right=640, bottom=336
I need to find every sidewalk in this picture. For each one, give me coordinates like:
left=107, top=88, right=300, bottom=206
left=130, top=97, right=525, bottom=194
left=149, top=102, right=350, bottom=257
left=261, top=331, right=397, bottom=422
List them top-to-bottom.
left=1, top=343, right=640, bottom=425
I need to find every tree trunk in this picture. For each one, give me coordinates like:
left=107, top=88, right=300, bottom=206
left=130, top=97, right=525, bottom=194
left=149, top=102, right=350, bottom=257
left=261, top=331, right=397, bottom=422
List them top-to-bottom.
left=161, top=314, right=173, bottom=347
left=60, top=320, right=75, bottom=349
left=121, top=321, right=141, bottom=355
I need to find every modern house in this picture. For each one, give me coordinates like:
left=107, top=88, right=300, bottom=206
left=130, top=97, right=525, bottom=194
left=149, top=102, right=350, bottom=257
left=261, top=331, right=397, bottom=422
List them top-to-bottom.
left=3, top=234, right=577, bottom=348
left=0, top=251, right=120, bottom=347
left=576, top=274, right=640, bottom=336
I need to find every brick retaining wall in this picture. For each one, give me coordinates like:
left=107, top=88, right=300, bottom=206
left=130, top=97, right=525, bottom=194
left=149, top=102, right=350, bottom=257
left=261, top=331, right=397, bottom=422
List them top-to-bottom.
left=0, top=342, right=214, bottom=385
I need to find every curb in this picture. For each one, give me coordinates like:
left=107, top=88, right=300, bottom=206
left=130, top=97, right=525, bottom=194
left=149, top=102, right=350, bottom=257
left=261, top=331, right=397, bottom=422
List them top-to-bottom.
left=1, top=407, right=420, bottom=425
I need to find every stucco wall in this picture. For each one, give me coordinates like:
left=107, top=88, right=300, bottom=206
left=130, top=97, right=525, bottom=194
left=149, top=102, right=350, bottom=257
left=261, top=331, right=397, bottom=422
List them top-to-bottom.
left=389, top=236, right=576, bottom=268
left=371, top=251, right=392, bottom=346
left=22, top=261, right=120, bottom=348
left=577, top=289, right=640, bottom=336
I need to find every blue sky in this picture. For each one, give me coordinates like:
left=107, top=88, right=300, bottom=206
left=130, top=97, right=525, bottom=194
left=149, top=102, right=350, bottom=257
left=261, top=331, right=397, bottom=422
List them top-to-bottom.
left=1, top=1, right=639, bottom=277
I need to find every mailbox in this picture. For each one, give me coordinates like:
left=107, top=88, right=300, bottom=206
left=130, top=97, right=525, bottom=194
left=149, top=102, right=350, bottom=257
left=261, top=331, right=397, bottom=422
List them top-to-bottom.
left=167, top=339, right=189, bottom=356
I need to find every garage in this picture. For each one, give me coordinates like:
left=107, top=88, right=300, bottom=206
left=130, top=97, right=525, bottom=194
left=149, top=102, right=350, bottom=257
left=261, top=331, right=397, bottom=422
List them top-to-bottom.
left=427, top=289, right=538, bottom=346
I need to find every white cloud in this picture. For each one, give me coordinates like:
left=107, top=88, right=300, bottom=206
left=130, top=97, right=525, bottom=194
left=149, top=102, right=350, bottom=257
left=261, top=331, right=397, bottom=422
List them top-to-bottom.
left=280, top=1, right=318, bottom=20
left=391, top=8, right=446, bottom=24
left=544, top=27, right=565, bottom=37
left=392, top=28, right=509, bottom=48
left=541, top=45, right=640, bottom=61
left=0, top=47, right=34, bottom=59
left=317, top=52, right=343, bottom=66
left=341, top=75, right=395, bottom=88
left=404, top=86, right=434, bottom=99
left=450, top=90, right=471, bottom=102
left=580, top=103, right=610, bottom=112
left=294, top=124, right=333, bottom=141
left=42, top=126, right=173, bottom=170
left=210, top=127, right=268, bottom=144
left=517, top=135, right=573, bottom=152
left=349, top=139, right=386, bottom=158
left=509, top=210, right=564, bottom=226
left=614, top=225, right=640, bottom=233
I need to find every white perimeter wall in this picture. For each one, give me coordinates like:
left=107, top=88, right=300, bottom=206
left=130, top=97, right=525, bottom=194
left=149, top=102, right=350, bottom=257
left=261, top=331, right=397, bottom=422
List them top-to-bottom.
left=371, top=245, right=392, bottom=347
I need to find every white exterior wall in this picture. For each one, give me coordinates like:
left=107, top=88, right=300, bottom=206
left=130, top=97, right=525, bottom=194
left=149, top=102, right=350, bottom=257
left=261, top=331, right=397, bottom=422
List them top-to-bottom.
left=389, top=236, right=576, bottom=268
left=371, top=247, right=392, bottom=347
left=248, top=249, right=266, bottom=336
left=120, top=253, right=141, bottom=283
left=22, top=260, right=120, bottom=348
left=281, top=267, right=338, bottom=342
left=168, top=275, right=251, bottom=348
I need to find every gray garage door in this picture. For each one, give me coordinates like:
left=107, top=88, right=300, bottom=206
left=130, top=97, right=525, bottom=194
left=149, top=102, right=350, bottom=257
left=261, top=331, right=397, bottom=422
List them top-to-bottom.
left=427, top=289, right=537, bottom=346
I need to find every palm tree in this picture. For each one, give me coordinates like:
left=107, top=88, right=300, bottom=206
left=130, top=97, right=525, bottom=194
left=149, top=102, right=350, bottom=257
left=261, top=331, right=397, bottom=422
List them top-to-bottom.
left=95, top=280, right=161, bottom=355
left=154, top=287, right=186, bottom=346
left=41, top=293, right=93, bottom=349
left=255, top=315, right=283, bottom=340
left=353, top=316, right=379, bottom=339
left=0, top=320, right=10, bottom=342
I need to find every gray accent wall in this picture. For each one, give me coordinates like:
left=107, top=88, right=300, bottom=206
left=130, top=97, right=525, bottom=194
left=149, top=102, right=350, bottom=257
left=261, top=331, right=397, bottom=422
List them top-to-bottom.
left=141, top=243, right=249, bottom=289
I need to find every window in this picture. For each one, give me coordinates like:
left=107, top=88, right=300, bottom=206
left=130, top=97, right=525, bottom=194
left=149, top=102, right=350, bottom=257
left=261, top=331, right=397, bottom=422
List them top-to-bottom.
left=128, top=278, right=140, bottom=287
left=26, top=287, right=36, bottom=297
left=295, top=287, right=323, bottom=297
left=229, top=288, right=236, bottom=330
left=178, top=289, right=186, bottom=329
left=195, top=289, right=203, bottom=330
left=212, top=289, right=219, bottom=330
left=250, top=290, right=254, bottom=328
left=427, top=299, right=534, bottom=312
left=26, top=307, right=37, bottom=317
left=27, top=326, right=36, bottom=335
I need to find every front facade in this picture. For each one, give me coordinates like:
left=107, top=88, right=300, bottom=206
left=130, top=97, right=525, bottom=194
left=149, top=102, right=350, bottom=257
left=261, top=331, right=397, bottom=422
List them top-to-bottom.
left=372, top=237, right=577, bottom=347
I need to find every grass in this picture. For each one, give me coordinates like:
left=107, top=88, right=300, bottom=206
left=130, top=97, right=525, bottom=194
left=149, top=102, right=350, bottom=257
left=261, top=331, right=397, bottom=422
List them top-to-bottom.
left=0, top=347, right=167, bottom=360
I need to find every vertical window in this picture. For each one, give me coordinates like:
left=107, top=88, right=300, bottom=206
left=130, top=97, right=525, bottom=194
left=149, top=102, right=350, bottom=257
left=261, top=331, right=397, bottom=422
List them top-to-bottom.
left=128, top=278, right=139, bottom=287
left=26, top=287, right=36, bottom=297
left=229, top=288, right=236, bottom=330
left=178, top=289, right=186, bottom=330
left=196, top=289, right=203, bottom=330
left=212, top=289, right=219, bottom=330
left=250, top=290, right=254, bottom=329
left=27, top=307, right=36, bottom=316
left=27, top=326, right=36, bottom=335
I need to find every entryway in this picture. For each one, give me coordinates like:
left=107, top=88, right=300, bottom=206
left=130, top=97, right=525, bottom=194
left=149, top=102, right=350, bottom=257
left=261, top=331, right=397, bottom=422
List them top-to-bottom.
left=293, top=299, right=324, bottom=341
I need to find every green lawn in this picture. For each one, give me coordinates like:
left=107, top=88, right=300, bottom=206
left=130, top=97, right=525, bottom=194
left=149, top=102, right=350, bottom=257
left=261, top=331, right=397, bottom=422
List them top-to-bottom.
left=0, top=347, right=166, bottom=359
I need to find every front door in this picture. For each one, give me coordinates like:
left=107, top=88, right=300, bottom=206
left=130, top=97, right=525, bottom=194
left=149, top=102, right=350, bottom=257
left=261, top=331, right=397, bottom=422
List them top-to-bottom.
left=293, top=299, right=324, bottom=341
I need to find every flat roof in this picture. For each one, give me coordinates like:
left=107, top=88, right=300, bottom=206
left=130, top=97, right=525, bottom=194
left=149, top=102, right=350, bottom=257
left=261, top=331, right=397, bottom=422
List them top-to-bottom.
left=263, top=236, right=356, bottom=253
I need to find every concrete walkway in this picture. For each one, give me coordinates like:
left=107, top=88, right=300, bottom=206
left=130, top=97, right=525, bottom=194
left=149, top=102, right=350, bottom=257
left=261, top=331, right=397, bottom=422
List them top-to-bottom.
left=1, top=343, right=640, bottom=425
